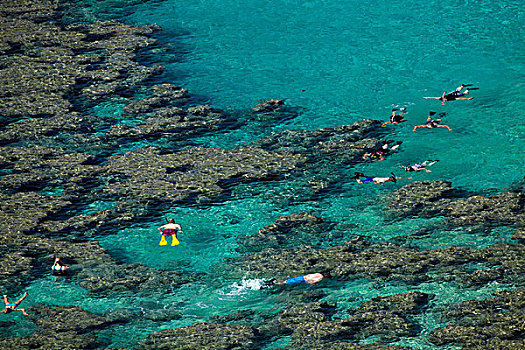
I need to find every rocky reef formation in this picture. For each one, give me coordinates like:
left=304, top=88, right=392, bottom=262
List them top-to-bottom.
left=0, top=0, right=523, bottom=349
left=0, top=1, right=161, bottom=120
left=251, top=119, right=386, bottom=165
left=102, top=144, right=304, bottom=205
left=387, top=180, right=525, bottom=228
left=237, top=212, right=334, bottom=253
left=429, top=288, right=525, bottom=349
left=258, top=293, right=432, bottom=348
left=0, top=304, right=118, bottom=349
left=137, top=322, right=264, bottom=350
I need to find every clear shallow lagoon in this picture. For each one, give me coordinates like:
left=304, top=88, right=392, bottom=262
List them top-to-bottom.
left=7, top=0, right=524, bottom=348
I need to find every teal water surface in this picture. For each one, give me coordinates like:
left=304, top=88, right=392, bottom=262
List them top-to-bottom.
left=8, top=0, right=524, bottom=348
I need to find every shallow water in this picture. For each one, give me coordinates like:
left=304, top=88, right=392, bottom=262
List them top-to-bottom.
left=3, top=0, right=524, bottom=348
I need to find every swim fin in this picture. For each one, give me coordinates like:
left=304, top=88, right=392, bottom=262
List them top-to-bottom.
left=462, top=84, right=473, bottom=87
left=466, top=87, right=479, bottom=90
left=159, top=235, right=167, bottom=246
left=171, top=236, right=180, bottom=246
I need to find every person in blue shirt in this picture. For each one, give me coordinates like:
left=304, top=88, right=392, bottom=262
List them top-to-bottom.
left=267, top=272, right=330, bottom=286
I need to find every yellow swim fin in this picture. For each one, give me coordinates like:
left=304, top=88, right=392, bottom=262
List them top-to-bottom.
left=159, top=235, right=167, bottom=246
left=171, top=236, right=180, bottom=246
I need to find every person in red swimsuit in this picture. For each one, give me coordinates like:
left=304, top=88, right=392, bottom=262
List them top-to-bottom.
left=158, top=219, right=183, bottom=246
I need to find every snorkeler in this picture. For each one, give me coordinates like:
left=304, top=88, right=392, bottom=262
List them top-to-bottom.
left=423, top=84, right=477, bottom=105
left=382, top=108, right=407, bottom=126
left=413, top=112, right=452, bottom=132
left=363, top=141, right=402, bottom=161
left=362, top=150, right=386, bottom=161
left=400, top=160, right=439, bottom=173
left=352, top=172, right=410, bottom=184
left=158, top=218, right=183, bottom=246
left=52, top=257, right=69, bottom=275
left=266, top=272, right=330, bottom=286
left=1, top=292, right=29, bottom=316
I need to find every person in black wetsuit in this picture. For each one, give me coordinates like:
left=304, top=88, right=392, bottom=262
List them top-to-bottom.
left=423, top=84, right=476, bottom=105
left=382, top=108, right=407, bottom=126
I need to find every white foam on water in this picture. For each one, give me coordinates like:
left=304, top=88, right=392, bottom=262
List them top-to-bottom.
left=218, top=278, right=268, bottom=300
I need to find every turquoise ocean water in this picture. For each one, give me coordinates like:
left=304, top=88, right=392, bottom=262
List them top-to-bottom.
left=9, top=0, right=524, bottom=348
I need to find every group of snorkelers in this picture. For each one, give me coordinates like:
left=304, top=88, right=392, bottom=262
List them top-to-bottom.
left=354, top=83, right=477, bottom=185
left=382, top=84, right=477, bottom=131
left=2, top=85, right=477, bottom=313
left=262, top=86, right=474, bottom=286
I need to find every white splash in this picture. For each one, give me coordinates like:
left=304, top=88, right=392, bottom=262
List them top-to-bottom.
left=218, top=278, right=268, bottom=300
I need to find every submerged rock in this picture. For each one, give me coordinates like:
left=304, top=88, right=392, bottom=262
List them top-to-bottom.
left=121, top=84, right=189, bottom=116
left=252, top=99, right=285, bottom=113
left=106, top=103, right=229, bottom=141
left=0, top=115, right=96, bottom=145
left=251, top=119, right=386, bottom=164
left=103, top=144, right=304, bottom=204
left=388, top=181, right=525, bottom=228
left=237, top=212, right=333, bottom=253
left=512, top=228, right=525, bottom=240
left=429, top=288, right=525, bottom=349
left=260, top=294, right=430, bottom=349
left=0, top=304, right=114, bottom=349
left=137, top=322, right=264, bottom=350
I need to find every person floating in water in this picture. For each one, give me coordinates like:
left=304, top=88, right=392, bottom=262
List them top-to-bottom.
left=423, top=84, right=476, bottom=105
left=382, top=108, right=407, bottom=126
left=413, top=112, right=452, bottom=132
left=363, top=141, right=402, bottom=161
left=362, top=150, right=386, bottom=161
left=400, top=160, right=439, bottom=173
left=352, top=172, right=410, bottom=184
left=158, top=218, right=183, bottom=246
left=52, top=257, right=69, bottom=275
left=266, top=272, right=330, bottom=287
left=1, top=292, right=29, bottom=315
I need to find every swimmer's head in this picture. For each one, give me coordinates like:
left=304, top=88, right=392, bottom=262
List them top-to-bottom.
left=168, top=218, right=175, bottom=224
